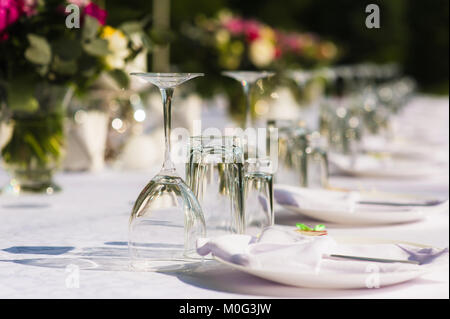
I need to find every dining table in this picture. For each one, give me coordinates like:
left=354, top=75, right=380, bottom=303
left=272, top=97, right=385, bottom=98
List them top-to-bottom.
left=0, top=95, right=448, bottom=299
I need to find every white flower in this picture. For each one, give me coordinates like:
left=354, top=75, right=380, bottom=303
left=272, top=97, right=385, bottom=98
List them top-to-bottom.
left=101, top=26, right=130, bottom=69
left=249, top=38, right=276, bottom=67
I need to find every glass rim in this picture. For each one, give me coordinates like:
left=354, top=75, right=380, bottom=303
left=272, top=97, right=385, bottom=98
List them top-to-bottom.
left=221, top=70, right=275, bottom=75
left=129, top=72, right=204, bottom=77
left=190, top=135, right=238, bottom=140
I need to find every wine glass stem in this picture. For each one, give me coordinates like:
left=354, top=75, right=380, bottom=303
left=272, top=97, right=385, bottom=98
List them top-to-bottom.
left=242, top=82, right=252, bottom=129
left=160, top=87, right=176, bottom=174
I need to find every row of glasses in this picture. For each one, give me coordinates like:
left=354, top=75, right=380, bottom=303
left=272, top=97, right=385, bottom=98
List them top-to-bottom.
left=317, top=63, right=415, bottom=162
left=128, top=64, right=410, bottom=271
left=127, top=65, right=409, bottom=272
left=128, top=71, right=277, bottom=271
left=222, top=71, right=277, bottom=236
left=268, top=119, right=329, bottom=189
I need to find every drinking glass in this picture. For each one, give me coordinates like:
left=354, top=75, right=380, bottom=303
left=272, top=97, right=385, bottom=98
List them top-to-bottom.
left=287, top=70, right=323, bottom=130
left=222, top=71, right=275, bottom=128
left=128, top=73, right=206, bottom=272
left=268, top=120, right=308, bottom=187
left=243, top=128, right=277, bottom=235
left=305, top=132, right=329, bottom=188
left=186, top=136, right=245, bottom=238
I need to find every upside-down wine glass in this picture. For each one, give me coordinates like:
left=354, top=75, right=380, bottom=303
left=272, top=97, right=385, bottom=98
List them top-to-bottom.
left=222, top=71, right=274, bottom=129
left=128, top=73, right=206, bottom=272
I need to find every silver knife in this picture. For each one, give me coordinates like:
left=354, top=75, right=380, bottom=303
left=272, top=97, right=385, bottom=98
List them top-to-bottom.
left=357, top=199, right=444, bottom=207
left=328, top=254, right=420, bottom=265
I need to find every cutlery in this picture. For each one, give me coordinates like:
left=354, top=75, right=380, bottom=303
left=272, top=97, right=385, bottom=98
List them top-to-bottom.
left=357, top=199, right=445, bottom=207
left=328, top=254, right=420, bottom=265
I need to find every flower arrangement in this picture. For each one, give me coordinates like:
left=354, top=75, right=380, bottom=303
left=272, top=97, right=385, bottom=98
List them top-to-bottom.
left=0, top=0, right=152, bottom=192
left=0, top=0, right=151, bottom=104
left=173, top=10, right=339, bottom=119
left=189, top=10, right=338, bottom=71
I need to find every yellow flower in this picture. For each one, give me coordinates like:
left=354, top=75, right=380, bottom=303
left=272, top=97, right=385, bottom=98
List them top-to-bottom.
left=101, top=26, right=130, bottom=69
left=101, top=26, right=116, bottom=38
left=259, top=26, right=275, bottom=41
left=215, top=29, right=230, bottom=46
left=319, top=42, right=338, bottom=60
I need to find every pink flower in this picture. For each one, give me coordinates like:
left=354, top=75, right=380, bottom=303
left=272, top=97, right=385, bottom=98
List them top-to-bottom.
left=0, top=0, right=21, bottom=32
left=0, top=0, right=24, bottom=41
left=20, top=0, right=37, bottom=17
left=67, top=0, right=90, bottom=6
left=84, top=2, right=107, bottom=25
left=224, top=18, right=244, bottom=35
left=243, top=20, right=260, bottom=42
left=0, top=30, right=9, bottom=41
left=274, top=46, right=282, bottom=59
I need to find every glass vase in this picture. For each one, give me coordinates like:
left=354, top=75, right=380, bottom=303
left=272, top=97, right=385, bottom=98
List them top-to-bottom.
left=0, top=84, right=71, bottom=195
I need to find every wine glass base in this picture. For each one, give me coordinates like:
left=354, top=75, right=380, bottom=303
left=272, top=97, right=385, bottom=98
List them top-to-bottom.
left=1, top=179, right=61, bottom=195
left=129, top=258, right=204, bottom=273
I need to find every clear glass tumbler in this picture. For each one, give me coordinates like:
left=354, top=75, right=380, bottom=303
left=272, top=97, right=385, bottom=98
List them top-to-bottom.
left=268, top=120, right=308, bottom=187
left=305, top=132, right=329, bottom=188
left=186, top=136, right=245, bottom=238
left=244, top=157, right=275, bottom=236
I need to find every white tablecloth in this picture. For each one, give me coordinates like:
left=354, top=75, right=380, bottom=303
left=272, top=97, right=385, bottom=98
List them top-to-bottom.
left=0, top=96, right=448, bottom=299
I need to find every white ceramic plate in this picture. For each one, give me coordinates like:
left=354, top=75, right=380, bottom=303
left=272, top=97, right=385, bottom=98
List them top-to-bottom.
left=329, top=153, right=446, bottom=178
left=274, top=185, right=438, bottom=225
left=214, top=237, right=433, bottom=289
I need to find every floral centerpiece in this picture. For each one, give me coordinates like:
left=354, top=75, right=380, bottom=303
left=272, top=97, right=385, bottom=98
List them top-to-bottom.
left=0, top=0, right=150, bottom=193
left=175, top=10, right=339, bottom=119
left=199, top=11, right=338, bottom=70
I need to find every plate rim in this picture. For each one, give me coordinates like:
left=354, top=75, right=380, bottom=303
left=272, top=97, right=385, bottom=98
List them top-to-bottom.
left=274, top=184, right=429, bottom=225
left=213, top=236, right=438, bottom=289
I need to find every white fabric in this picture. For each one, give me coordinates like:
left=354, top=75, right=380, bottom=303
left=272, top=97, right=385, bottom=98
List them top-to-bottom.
left=0, top=95, right=448, bottom=298
left=197, top=226, right=448, bottom=274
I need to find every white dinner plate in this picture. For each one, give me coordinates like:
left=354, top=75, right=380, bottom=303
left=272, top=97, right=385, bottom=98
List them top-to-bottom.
left=329, top=153, right=446, bottom=178
left=273, top=185, right=447, bottom=225
left=214, top=237, right=435, bottom=289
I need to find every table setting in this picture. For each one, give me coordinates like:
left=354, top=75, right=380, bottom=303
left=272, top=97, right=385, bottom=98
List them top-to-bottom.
left=0, top=1, right=449, bottom=300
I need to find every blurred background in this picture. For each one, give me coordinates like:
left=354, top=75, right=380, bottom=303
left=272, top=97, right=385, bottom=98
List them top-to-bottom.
left=0, top=0, right=448, bottom=193
left=106, top=0, right=449, bottom=94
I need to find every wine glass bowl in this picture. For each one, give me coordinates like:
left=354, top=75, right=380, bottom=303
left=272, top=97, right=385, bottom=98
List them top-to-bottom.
left=222, top=71, right=275, bottom=129
left=128, top=73, right=206, bottom=271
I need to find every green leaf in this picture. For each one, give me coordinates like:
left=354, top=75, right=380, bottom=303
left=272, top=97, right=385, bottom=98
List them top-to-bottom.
left=83, top=16, right=100, bottom=40
left=119, top=21, right=143, bottom=36
left=149, top=28, right=174, bottom=45
left=24, top=34, right=52, bottom=65
left=141, top=34, right=153, bottom=51
left=53, top=39, right=82, bottom=61
left=83, top=39, right=109, bottom=57
left=52, top=56, right=77, bottom=75
left=108, top=69, right=129, bottom=89
left=6, top=76, right=39, bottom=112
left=24, top=132, right=47, bottom=164
left=296, top=223, right=312, bottom=231
left=313, top=224, right=326, bottom=231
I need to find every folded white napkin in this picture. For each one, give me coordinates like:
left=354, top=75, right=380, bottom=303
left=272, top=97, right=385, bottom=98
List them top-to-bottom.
left=274, top=187, right=362, bottom=213
left=197, top=227, right=449, bottom=274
